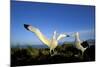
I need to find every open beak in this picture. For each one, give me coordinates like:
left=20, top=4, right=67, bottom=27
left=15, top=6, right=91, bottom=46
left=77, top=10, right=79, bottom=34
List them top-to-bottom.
left=24, top=24, right=30, bottom=30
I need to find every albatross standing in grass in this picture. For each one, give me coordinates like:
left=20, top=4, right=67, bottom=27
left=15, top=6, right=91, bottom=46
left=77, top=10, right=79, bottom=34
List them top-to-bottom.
left=24, top=24, right=69, bottom=56
left=73, top=32, right=87, bottom=55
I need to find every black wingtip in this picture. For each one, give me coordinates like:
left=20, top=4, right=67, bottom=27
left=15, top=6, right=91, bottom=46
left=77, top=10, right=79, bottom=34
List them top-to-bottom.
left=24, top=24, right=30, bottom=30
left=66, top=35, right=70, bottom=37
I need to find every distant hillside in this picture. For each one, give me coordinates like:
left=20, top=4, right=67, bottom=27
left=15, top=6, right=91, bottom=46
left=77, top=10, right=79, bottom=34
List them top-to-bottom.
left=63, top=39, right=95, bottom=46
left=86, top=39, right=95, bottom=46
left=11, top=44, right=49, bottom=48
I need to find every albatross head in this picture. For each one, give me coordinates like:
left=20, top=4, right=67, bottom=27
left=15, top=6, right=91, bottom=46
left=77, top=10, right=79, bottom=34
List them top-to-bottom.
left=54, top=31, right=57, bottom=35
left=72, top=32, right=79, bottom=37
left=61, top=33, right=70, bottom=37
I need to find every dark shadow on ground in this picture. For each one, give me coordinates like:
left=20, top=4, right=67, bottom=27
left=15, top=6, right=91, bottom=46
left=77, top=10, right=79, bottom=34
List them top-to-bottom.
left=11, top=41, right=95, bottom=67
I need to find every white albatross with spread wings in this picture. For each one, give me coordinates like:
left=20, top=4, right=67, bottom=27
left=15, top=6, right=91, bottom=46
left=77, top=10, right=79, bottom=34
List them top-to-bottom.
left=24, top=24, right=69, bottom=56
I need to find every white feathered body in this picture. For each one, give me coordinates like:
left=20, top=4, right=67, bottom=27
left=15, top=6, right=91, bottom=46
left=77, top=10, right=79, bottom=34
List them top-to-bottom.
left=24, top=24, right=67, bottom=55
left=28, top=25, right=58, bottom=50
left=74, top=32, right=87, bottom=53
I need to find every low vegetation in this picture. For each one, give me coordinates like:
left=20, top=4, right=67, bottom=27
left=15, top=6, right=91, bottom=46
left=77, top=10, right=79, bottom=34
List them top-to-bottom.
left=11, top=41, right=95, bottom=67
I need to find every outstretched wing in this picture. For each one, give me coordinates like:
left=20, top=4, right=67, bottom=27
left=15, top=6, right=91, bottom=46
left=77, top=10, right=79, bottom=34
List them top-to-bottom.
left=24, top=24, right=50, bottom=47
left=57, top=33, right=68, bottom=41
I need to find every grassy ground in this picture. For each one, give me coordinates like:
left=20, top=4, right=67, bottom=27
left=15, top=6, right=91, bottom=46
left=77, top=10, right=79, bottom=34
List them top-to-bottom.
left=11, top=41, right=95, bottom=67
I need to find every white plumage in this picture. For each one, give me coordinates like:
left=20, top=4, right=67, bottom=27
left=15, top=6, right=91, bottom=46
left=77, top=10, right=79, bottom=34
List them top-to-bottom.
left=24, top=24, right=68, bottom=56
left=73, top=32, right=87, bottom=54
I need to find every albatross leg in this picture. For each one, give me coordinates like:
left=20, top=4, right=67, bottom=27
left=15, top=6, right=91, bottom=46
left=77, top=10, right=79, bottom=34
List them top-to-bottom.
left=50, top=48, right=58, bottom=56
left=50, top=49, right=54, bottom=56
left=53, top=49, right=57, bottom=55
